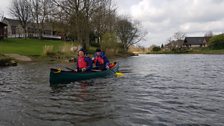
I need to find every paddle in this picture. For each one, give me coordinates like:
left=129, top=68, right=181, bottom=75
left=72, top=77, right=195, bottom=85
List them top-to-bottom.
left=55, top=64, right=76, bottom=72
left=64, top=67, right=76, bottom=71
left=109, top=67, right=125, bottom=77
left=115, top=72, right=124, bottom=77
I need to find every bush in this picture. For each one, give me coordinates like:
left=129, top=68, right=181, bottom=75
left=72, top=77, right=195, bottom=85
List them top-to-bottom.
left=100, top=32, right=120, bottom=56
left=208, top=34, right=224, bottom=49
left=59, top=43, right=75, bottom=54
left=42, top=45, right=54, bottom=56
left=152, top=46, right=161, bottom=52
left=0, top=55, right=17, bottom=66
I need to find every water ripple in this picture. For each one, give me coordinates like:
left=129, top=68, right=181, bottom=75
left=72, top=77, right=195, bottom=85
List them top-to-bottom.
left=1, top=55, right=224, bottom=125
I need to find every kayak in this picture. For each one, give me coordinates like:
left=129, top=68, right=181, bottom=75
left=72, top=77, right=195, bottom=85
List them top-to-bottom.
left=49, top=63, right=119, bottom=86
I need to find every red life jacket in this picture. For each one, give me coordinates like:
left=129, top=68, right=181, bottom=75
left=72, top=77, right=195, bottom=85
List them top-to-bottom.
left=78, top=56, right=87, bottom=69
left=94, top=56, right=104, bottom=65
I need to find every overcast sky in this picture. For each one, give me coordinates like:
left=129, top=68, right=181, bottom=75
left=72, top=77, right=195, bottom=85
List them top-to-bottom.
left=1, top=0, right=224, bottom=47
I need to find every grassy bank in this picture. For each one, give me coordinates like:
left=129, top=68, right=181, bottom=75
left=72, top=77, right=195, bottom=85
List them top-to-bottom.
left=0, top=38, right=79, bottom=56
left=0, top=38, right=128, bottom=63
left=147, top=47, right=224, bottom=54
left=188, top=47, right=224, bottom=54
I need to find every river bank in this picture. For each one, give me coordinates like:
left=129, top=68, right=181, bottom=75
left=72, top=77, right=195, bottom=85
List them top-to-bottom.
left=0, top=38, right=137, bottom=66
left=147, top=47, right=224, bottom=54
left=0, top=54, right=17, bottom=66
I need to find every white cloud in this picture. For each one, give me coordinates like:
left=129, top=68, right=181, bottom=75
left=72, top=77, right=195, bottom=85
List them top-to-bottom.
left=0, top=0, right=12, bottom=18
left=1, top=0, right=224, bottom=46
left=116, top=0, right=224, bottom=46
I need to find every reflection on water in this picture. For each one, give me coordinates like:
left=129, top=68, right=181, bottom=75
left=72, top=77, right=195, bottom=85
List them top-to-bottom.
left=1, top=55, right=224, bottom=126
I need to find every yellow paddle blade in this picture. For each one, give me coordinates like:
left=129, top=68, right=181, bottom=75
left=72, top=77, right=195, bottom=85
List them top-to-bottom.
left=54, top=68, right=61, bottom=73
left=115, top=72, right=124, bottom=77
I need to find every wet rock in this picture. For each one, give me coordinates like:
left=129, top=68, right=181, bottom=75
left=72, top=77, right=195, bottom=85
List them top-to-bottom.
left=4, top=54, right=32, bottom=62
left=0, top=57, right=17, bottom=67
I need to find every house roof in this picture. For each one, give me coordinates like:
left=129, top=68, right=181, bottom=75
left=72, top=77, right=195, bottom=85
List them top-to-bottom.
left=3, top=17, right=21, bottom=26
left=3, top=17, right=56, bottom=31
left=0, top=22, right=7, bottom=26
left=184, top=37, right=210, bottom=45
left=165, top=40, right=184, bottom=47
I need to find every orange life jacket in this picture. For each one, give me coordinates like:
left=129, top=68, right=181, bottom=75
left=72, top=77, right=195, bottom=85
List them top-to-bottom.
left=78, top=56, right=87, bottom=69
left=94, top=56, right=104, bottom=65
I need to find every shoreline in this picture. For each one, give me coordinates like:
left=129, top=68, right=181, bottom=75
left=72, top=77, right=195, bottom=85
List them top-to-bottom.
left=147, top=48, right=224, bottom=55
left=0, top=52, right=135, bottom=67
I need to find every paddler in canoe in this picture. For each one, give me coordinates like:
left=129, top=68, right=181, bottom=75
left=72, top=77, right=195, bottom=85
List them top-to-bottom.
left=76, top=48, right=93, bottom=72
left=92, top=48, right=110, bottom=70
left=50, top=49, right=120, bottom=85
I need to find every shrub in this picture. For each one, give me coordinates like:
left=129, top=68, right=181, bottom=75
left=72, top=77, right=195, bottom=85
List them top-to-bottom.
left=100, top=32, right=120, bottom=56
left=208, top=34, right=224, bottom=49
left=59, top=43, right=76, bottom=54
left=42, top=45, right=54, bottom=56
left=152, top=46, right=161, bottom=52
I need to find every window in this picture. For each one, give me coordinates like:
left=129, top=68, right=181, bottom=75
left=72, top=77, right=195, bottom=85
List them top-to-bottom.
left=11, top=26, right=16, bottom=34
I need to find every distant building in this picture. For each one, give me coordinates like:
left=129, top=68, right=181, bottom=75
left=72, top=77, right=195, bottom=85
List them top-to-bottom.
left=2, top=17, right=61, bottom=40
left=2, top=18, right=24, bottom=38
left=0, top=22, right=7, bottom=39
left=183, top=37, right=211, bottom=47
left=165, top=40, right=184, bottom=50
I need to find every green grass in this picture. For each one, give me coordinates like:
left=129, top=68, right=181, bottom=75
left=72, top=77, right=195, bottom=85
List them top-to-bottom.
left=0, top=38, right=79, bottom=56
left=147, top=47, right=224, bottom=54
left=189, top=47, right=224, bottom=54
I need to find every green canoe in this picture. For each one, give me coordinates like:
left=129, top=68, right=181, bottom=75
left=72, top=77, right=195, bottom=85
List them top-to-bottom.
left=50, top=63, right=119, bottom=86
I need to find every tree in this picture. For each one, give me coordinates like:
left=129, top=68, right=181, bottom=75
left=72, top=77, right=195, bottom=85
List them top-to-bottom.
left=10, top=0, right=31, bottom=38
left=30, top=0, right=55, bottom=39
left=53, top=0, right=111, bottom=49
left=91, top=0, right=117, bottom=37
left=91, top=0, right=117, bottom=44
left=0, top=11, right=4, bottom=21
left=116, top=18, right=146, bottom=52
left=173, top=31, right=185, bottom=41
left=204, top=31, right=213, bottom=37
left=101, top=32, right=118, bottom=51
left=208, top=34, right=224, bottom=49
left=161, top=44, right=164, bottom=48
left=152, top=46, right=161, bottom=52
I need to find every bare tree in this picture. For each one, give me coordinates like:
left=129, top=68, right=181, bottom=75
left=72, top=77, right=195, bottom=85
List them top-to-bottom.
left=10, top=0, right=31, bottom=38
left=30, top=0, right=55, bottom=39
left=30, top=0, right=41, bottom=38
left=53, top=0, right=111, bottom=49
left=91, top=0, right=117, bottom=44
left=49, top=6, right=70, bottom=40
left=0, top=11, right=4, bottom=21
left=116, top=18, right=146, bottom=52
left=173, top=31, right=185, bottom=41
left=204, top=31, right=213, bottom=37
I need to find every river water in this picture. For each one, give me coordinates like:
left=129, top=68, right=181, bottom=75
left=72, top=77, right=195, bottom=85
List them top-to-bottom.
left=0, top=54, right=224, bottom=126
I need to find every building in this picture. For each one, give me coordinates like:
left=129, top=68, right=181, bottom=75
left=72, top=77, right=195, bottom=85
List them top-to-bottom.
left=2, top=17, right=61, bottom=40
left=2, top=18, right=24, bottom=38
left=0, top=22, right=7, bottom=39
left=183, top=37, right=210, bottom=47
left=165, top=40, right=184, bottom=50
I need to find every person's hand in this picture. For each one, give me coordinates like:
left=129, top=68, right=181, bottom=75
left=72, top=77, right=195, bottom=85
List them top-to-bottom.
left=106, top=65, right=109, bottom=69
left=81, top=68, right=86, bottom=72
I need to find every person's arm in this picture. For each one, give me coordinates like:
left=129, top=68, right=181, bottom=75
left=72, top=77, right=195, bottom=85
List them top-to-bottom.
left=103, top=56, right=110, bottom=69
left=85, top=57, right=93, bottom=71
